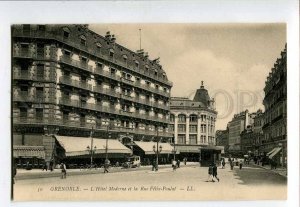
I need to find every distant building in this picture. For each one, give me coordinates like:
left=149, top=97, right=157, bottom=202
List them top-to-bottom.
left=262, top=45, right=287, bottom=166
left=169, top=81, right=218, bottom=161
left=253, top=109, right=264, bottom=156
left=227, top=110, right=255, bottom=155
left=215, top=129, right=229, bottom=153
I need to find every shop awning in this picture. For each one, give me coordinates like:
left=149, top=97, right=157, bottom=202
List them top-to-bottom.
left=55, top=136, right=132, bottom=157
left=134, top=141, right=174, bottom=155
left=13, top=145, right=45, bottom=159
left=175, top=145, right=200, bottom=153
left=200, top=145, right=223, bottom=151
left=268, top=147, right=282, bottom=159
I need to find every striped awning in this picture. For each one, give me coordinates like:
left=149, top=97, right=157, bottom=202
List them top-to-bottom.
left=55, top=136, right=132, bottom=157
left=134, top=141, right=174, bottom=155
left=13, top=145, right=45, bottom=159
left=175, top=145, right=200, bottom=153
left=268, top=147, right=282, bottom=159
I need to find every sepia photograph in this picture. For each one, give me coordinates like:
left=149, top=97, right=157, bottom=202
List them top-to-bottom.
left=11, top=23, right=288, bottom=201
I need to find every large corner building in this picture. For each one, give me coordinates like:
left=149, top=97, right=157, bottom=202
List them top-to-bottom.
left=12, top=24, right=173, bottom=167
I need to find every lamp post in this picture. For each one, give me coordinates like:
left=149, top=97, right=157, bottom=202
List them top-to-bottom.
left=87, top=126, right=96, bottom=167
left=153, top=129, right=162, bottom=171
left=172, top=135, right=176, bottom=160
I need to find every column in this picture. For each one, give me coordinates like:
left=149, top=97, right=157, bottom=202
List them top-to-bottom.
left=186, top=114, right=189, bottom=144
left=206, top=114, right=209, bottom=144
left=174, top=115, right=178, bottom=144
left=197, top=115, right=201, bottom=144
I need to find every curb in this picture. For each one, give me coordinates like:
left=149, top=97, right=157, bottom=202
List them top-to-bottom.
left=15, top=164, right=198, bottom=180
left=252, top=164, right=287, bottom=178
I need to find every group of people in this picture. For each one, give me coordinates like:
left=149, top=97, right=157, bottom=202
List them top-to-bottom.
left=171, top=159, right=181, bottom=171
left=207, top=163, right=219, bottom=182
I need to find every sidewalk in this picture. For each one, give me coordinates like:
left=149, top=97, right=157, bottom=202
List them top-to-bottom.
left=15, top=162, right=199, bottom=180
left=250, top=163, right=287, bottom=178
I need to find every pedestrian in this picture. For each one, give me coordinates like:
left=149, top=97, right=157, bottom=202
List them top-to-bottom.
left=184, top=158, right=187, bottom=165
left=50, top=159, right=54, bottom=171
left=104, top=159, right=110, bottom=173
left=152, top=159, right=156, bottom=171
left=172, top=159, right=177, bottom=171
left=177, top=159, right=180, bottom=168
left=221, top=159, right=225, bottom=169
left=13, top=160, right=17, bottom=185
left=230, top=160, right=234, bottom=170
left=239, top=160, right=243, bottom=170
left=42, top=161, right=48, bottom=171
left=60, top=162, right=66, bottom=179
left=206, top=163, right=214, bottom=182
left=212, top=163, right=220, bottom=182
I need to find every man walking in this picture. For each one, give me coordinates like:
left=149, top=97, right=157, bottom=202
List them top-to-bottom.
left=104, top=159, right=110, bottom=173
left=60, top=162, right=67, bottom=179
left=206, top=163, right=214, bottom=182
left=213, top=163, right=220, bottom=182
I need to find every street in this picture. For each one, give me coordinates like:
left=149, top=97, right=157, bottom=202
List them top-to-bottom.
left=13, top=164, right=287, bottom=201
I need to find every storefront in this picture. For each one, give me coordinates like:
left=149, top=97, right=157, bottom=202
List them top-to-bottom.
left=55, top=136, right=132, bottom=167
left=13, top=145, right=46, bottom=169
left=199, top=146, right=223, bottom=167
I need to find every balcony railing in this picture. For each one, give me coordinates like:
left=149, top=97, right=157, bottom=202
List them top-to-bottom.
left=13, top=28, right=173, bottom=87
left=13, top=49, right=36, bottom=59
left=59, top=56, right=94, bottom=73
left=94, top=68, right=120, bottom=81
left=13, top=72, right=56, bottom=82
left=59, top=77, right=93, bottom=91
left=93, top=86, right=119, bottom=98
left=13, top=94, right=55, bottom=103
left=58, top=98, right=169, bottom=124
left=13, top=116, right=172, bottom=137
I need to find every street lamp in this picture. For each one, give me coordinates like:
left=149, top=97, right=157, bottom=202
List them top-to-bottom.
left=153, top=131, right=162, bottom=171
left=172, top=135, right=176, bottom=160
left=86, top=145, right=97, bottom=167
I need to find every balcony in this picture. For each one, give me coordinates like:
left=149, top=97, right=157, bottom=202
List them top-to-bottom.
left=13, top=49, right=36, bottom=59
left=59, top=56, right=93, bottom=73
left=94, top=68, right=120, bottom=81
left=13, top=72, right=56, bottom=82
left=59, top=77, right=92, bottom=91
left=93, top=86, right=119, bottom=98
left=13, top=94, right=55, bottom=103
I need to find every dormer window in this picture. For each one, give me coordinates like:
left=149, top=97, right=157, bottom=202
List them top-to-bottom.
left=63, top=27, right=70, bottom=38
left=80, top=35, right=86, bottom=46
left=96, top=42, right=102, bottom=52
left=109, top=48, right=114, bottom=58
left=123, top=54, right=128, bottom=62
left=135, top=61, right=139, bottom=69
left=154, top=70, right=158, bottom=76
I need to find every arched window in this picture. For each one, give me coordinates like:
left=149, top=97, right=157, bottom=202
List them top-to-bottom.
left=178, top=114, right=186, bottom=123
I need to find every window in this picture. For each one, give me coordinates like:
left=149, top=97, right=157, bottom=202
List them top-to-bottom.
left=23, top=24, right=30, bottom=31
left=38, top=25, right=45, bottom=31
left=63, top=28, right=70, bottom=38
left=80, top=35, right=86, bottom=46
left=109, top=49, right=114, bottom=58
left=64, top=50, right=71, bottom=57
left=123, top=55, right=128, bottom=62
left=81, top=56, right=87, bottom=63
left=135, top=61, right=139, bottom=69
left=97, top=62, right=103, bottom=69
left=37, top=64, right=44, bottom=79
left=111, top=68, right=116, bottom=75
left=154, top=70, right=158, bottom=76
left=145, top=81, right=150, bottom=86
left=36, top=87, right=44, bottom=101
left=20, top=108, right=28, bottom=120
left=36, top=108, right=43, bottom=121
left=63, top=112, right=69, bottom=123
left=80, top=114, right=85, bottom=127
left=170, top=114, right=175, bottom=122
left=178, top=114, right=186, bottom=123
left=189, top=115, right=198, bottom=122
left=169, top=124, right=174, bottom=132
left=178, top=124, right=186, bottom=132
left=189, top=125, right=197, bottom=133
left=178, top=135, right=186, bottom=144
left=189, top=135, right=197, bottom=144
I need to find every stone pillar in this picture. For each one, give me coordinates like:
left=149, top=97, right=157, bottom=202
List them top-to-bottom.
left=186, top=114, right=190, bottom=144
left=174, top=115, right=178, bottom=144
left=197, top=116, right=201, bottom=145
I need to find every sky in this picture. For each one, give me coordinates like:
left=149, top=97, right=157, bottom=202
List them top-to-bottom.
left=89, top=24, right=286, bottom=130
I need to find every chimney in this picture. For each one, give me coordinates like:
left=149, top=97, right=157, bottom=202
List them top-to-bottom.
left=105, top=31, right=111, bottom=40
left=111, top=34, right=116, bottom=43
left=136, top=49, right=144, bottom=56
left=144, top=52, right=149, bottom=59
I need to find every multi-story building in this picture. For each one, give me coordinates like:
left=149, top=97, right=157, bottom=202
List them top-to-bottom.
left=12, top=24, right=173, bottom=167
left=261, top=45, right=287, bottom=167
left=169, top=82, right=218, bottom=161
left=253, top=109, right=264, bottom=156
left=227, top=110, right=255, bottom=155
left=215, top=128, right=229, bottom=154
